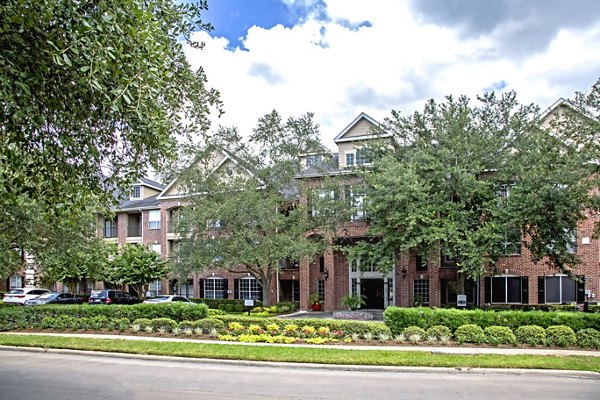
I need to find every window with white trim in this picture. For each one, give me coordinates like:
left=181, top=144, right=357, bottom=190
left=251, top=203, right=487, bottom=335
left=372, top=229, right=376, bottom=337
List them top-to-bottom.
left=355, top=148, right=370, bottom=165
left=345, top=152, right=355, bottom=167
left=306, top=154, right=322, bottom=168
left=131, top=185, right=141, bottom=199
left=345, top=185, right=367, bottom=221
left=309, top=188, right=336, bottom=218
left=148, top=210, right=161, bottom=230
left=150, top=244, right=161, bottom=255
left=350, top=256, right=377, bottom=272
left=9, top=275, right=23, bottom=289
left=491, top=276, right=522, bottom=303
left=542, top=276, right=577, bottom=304
left=204, top=277, right=226, bottom=299
left=239, top=277, right=261, bottom=300
left=148, top=279, right=162, bottom=297
left=413, top=279, right=430, bottom=305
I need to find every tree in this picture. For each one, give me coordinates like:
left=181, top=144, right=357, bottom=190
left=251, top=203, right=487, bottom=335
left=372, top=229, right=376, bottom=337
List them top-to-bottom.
left=0, top=0, right=220, bottom=277
left=348, top=91, right=599, bottom=292
left=173, top=112, right=329, bottom=305
left=108, top=244, right=168, bottom=299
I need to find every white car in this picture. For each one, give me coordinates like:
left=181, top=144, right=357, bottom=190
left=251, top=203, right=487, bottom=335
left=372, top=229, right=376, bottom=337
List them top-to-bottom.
left=3, top=288, right=51, bottom=305
left=143, top=295, right=192, bottom=304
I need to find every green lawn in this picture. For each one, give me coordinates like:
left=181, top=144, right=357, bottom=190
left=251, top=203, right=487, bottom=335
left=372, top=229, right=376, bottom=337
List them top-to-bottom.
left=1, top=334, right=599, bottom=372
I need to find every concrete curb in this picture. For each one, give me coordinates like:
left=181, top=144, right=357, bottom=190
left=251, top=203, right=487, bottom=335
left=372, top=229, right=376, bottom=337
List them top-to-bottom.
left=1, top=345, right=599, bottom=379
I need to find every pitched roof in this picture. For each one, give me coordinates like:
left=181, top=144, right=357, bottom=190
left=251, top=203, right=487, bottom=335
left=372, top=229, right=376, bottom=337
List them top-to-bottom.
left=333, top=112, right=389, bottom=143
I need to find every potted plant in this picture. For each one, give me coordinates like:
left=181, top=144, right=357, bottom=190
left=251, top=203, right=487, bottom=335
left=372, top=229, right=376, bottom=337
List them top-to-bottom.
left=309, top=293, right=322, bottom=311
left=340, top=293, right=366, bottom=311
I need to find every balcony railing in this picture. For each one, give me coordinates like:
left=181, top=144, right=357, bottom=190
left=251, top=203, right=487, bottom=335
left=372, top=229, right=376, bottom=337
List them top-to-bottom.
left=127, top=224, right=141, bottom=237
left=103, top=226, right=118, bottom=238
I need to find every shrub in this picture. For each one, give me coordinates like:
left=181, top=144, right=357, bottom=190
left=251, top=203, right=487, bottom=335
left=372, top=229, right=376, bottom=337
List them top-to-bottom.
left=132, top=318, right=152, bottom=329
left=150, top=318, right=178, bottom=333
left=196, top=318, right=225, bottom=334
left=454, top=324, right=485, bottom=344
left=426, top=325, right=452, bottom=341
left=514, top=325, right=546, bottom=346
left=545, top=325, right=577, bottom=347
left=402, top=326, right=426, bottom=342
left=484, top=326, right=516, bottom=346
left=576, top=328, right=600, bottom=349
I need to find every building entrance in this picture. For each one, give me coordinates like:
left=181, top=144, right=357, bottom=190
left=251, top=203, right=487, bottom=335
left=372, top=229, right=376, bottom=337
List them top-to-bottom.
left=361, top=279, right=384, bottom=309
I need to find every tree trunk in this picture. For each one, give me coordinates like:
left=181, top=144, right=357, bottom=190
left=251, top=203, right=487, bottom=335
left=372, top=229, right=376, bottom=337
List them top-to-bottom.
left=261, top=277, right=271, bottom=306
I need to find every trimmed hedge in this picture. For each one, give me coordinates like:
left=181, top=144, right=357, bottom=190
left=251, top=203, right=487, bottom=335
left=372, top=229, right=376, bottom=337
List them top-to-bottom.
left=0, top=303, right=209, bottom=331
left=384, top=307, right=600, bottom=334
left=213, top=315, right=391, bottom=337
left=454, top=324, right=485, bottom=344
left=514, top=325, right=546, bottom=346
left=545, top=325, right=577, bottom=347
left=484, top=326, right=516, bottom=346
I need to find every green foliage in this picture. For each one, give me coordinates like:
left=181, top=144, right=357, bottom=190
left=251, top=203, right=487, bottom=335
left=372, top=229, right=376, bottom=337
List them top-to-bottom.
left=0, top=0, right=221, bottom=278
left=348, top=91, right=600, bottom=278
left=173, top=112, right=331, bottom=306
left=107, top=244, right=169, bottom=299
left=340, top=293, right=367, bottom=310
left=383, top=306, right=600, bottom=334
left=150, top=318, right=178, bottom=333
left=196, top=318, right=225, bottom=334
left=454, top=324, right=485, bottom=344
left=426, top=325, right=453, bottom=340
left=514, top=325, right=546, bottom=346
left=545, top=325, right=577, bottom=347
left=402, top=326, right=426, bottom=342
left=484, top=326, right=516, bottom=346
left=576, top=328, right=600, bottom=349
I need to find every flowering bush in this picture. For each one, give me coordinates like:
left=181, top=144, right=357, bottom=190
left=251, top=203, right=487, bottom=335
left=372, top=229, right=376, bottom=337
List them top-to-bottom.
left=228, top=322, right=245, bottom=334
left=301, top=325, right=316, bottom=336
left=317, top=326, right=330, bottom=336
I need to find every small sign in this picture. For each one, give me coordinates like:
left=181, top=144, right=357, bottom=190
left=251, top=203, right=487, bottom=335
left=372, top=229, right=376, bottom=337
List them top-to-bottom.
left=456, top=295, right=467, bottom=308
left=244, top=299, right=254, bottom=307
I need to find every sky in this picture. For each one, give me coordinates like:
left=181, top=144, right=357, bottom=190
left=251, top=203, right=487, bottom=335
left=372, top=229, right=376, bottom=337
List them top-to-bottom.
left=184, top=0, right=600, bottom=147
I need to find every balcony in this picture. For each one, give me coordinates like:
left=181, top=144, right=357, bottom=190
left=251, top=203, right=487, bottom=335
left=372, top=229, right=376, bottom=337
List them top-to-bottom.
left=127, top=224, right=141, bottom=237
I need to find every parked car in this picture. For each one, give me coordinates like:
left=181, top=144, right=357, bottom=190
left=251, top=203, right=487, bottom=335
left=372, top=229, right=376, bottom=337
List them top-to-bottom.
left=3, top=288, right=51, bottom=305
left=88, top=290, right=141, bottom=305
left=24, top=292, right=83, bottom=306
left=143, top=295, right=192, bottom=304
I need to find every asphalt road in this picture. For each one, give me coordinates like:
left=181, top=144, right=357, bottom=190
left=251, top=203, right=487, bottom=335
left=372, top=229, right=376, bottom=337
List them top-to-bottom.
left=1, top=349, right=598, bottom=400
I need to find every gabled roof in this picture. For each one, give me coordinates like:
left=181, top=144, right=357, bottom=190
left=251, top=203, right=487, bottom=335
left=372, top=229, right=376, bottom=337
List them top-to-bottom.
left=333, top=112, right=389, bottom=143
left=157, top=148, right=260, bottom=200
left=138, top=177, right=166, bottom=191
left=113, top=195, right=161, bottom=211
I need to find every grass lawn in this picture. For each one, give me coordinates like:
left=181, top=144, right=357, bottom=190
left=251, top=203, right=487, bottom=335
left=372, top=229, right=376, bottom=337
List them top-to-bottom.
left=1, top=334, right=599, bottom=372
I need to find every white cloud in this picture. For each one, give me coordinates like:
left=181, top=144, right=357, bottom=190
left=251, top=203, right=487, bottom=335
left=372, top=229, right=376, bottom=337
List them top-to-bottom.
left=185, top=0, right=600, bottom=148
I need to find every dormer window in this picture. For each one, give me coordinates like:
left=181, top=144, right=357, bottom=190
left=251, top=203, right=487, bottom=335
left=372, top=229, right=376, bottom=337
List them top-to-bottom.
left=356, top=148, right=370, bottom=165
left=306, top=154, right=322, bottom=168
left=131, top=185, right=141, bottom=199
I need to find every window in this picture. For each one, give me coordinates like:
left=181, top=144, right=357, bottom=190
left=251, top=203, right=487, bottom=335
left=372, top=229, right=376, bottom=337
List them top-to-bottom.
left=356, top=148, right=370, bottom=165
left=345, top=152, right=355, bottom=167
left=306, top=154, right=322, bottom=168
left=495, top=183, right=513, bottom=199
left=131, top=185, right=141, bottom=199
left=345, top=185, right=367, bottom=220
left=309, top=188, right=336, bottom=218
left=148, top=210, right=161, bottom=230
left=103, top=218, right=117, bottom=238
left=207, top=219, right=225, bottom=230
left=500, top=226, right=521, bottom=255
left=566, top=229, right=577, bottom=254
left=150, top=244, right=161, bottom=255
left=415, top=254, right=427, bottom=271
left=350, top=256, right=377, bottom=272
left=279, top=258, right=299, bottom=270
left=9, top=275, right=23, bottom=289
left=488, top=276, right=526, bottom=304
left=540, top=276, right=577, bottom=304
left=204, top=277, right=226, bottom=299
left=239, top=277, right=261, bottom=300
left=148, top=279, right=162, bottom=297
left=317, top=279, right=325, bottom=302
left=413, top=279, right=430, bottom=305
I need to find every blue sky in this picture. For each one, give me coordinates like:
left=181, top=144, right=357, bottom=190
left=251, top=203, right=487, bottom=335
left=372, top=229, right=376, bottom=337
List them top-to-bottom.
left=184, top=0, right=600, bottom=144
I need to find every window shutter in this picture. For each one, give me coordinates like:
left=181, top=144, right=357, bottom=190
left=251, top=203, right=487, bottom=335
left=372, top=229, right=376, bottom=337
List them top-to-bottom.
left=576, top=275, right=585, bottom=303
left=521, top=276, right=529, bottom=304
left=538, top=276, right=545, bottom=304
left=484, top=277, right=491, bottom=304
left=198, top=279, right=204, bottom=299
left=223, top=279, right=229, bottom=299
left=234, top=279, right=239, bottom=299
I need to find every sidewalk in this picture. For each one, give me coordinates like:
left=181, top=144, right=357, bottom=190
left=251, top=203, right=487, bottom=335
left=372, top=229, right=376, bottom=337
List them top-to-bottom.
left=3, top=331, right=599, bottom=357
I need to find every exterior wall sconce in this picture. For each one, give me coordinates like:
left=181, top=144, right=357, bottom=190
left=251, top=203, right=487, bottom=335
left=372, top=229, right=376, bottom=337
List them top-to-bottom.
left=401, top=267, right=407, bottom=280
left=323, top=268, right=329, bottom=280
